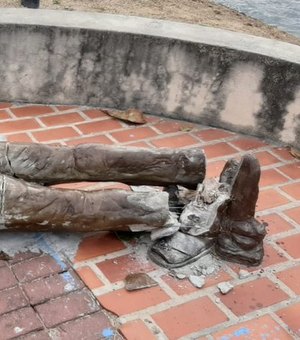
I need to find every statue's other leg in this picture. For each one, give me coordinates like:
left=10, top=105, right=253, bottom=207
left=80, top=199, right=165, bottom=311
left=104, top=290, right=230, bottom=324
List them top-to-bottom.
left=0, top=143, right=205, bottom=189
left=215, top=155, right=266, bottom=266
left=0, top=175, right=170, bottom=232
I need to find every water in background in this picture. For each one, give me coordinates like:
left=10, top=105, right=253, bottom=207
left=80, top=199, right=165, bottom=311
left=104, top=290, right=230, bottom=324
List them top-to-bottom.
left=214, top=0, right=300, bottom=38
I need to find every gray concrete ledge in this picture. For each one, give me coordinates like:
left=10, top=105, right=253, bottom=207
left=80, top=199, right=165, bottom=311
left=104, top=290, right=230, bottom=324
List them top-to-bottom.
left=0, top=9, right=299, bottom=148
left=1, top=9, right=300, bottom=64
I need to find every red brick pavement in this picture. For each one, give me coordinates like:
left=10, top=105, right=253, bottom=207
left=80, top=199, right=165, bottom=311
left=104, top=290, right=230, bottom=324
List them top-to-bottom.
left=0, top=102, right=299, bottom=339
left=0, top=253, right=118, bottom=339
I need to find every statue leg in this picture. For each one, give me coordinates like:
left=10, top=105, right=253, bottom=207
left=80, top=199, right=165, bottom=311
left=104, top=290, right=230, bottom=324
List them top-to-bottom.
left=0, top=142, right=205, bottom=189
left=0, top=175, right=170, bottom=232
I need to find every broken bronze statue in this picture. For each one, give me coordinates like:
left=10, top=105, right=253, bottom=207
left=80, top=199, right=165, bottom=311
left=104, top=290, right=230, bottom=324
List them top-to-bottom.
left=0, top=142, right=266, bottom=267
left=0, top=142, right=205, bottom=232
left=0, top=142, right=205, bottom=188
left=149, top=154, right=266, bottom=267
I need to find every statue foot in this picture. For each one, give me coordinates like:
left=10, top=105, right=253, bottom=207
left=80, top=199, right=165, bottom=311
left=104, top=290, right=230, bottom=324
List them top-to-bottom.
left=215, top=155, right=266, bottom=266
left=148, top=231, right=214, bottom=269
left=215, top=233, right=264, bottom=266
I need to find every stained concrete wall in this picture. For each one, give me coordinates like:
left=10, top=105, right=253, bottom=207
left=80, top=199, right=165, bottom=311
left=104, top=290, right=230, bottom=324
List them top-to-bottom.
left=0, top=9, right=299, bottom=149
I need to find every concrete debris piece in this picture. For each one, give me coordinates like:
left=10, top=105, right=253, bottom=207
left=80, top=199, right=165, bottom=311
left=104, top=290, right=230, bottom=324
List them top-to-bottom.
left=179, top=179, right=230, bottom=237
left=198, top=179, right=220, bottom=204
left=202, top=266, right=216, bottom=275
left=192, top=268, right=200, bottom=276
left=200, top=268, right=207, bottom=275
left=238, top=269, right=251, bottom=279
left=125, top=273, right=158, bottom=291
left=175, top=273, right=186, bottom=280
left=189, top=275, right=205, bottom=288
left=217, top=282, right=234, bottom=294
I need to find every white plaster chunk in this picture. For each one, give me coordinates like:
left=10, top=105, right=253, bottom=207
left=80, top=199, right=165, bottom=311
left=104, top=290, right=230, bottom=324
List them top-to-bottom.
left=203, top=266, right=216, bottom=275
left=239, top=269, right=251, bottom=279
left=175, top=273, right=186, bottom=280
left=189, top=275, right=205, bottom=288
left=217, top=282, right=234, bottom=294
left=14, top=327, right=23, bottom=334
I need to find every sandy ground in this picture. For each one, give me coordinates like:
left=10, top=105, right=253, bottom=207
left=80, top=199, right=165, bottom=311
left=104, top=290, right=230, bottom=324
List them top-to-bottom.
left=0, top=0, right=299, bottom=46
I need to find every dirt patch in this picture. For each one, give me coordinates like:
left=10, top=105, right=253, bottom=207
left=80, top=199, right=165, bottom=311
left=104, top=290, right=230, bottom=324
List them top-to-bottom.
left=1, top=0, right=299, bottom=46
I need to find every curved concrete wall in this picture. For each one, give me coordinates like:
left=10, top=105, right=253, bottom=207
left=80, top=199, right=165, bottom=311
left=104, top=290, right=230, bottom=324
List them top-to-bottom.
left=0, top=9, right=299, bottom=148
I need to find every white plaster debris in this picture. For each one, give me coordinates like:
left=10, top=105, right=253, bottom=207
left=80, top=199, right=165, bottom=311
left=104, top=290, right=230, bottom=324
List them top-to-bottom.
left=131, top=230, right=223, bottom=279
left=0, top=231, right=83, bottom=261
left=124, top=233, right=155, bottom=269
left=172, top=253, right=223, bottom=278
left=202, top=266, right=216, bottom=275
left=238, top=269, right=251, bottom=279
left=175, top=273, right=186, bottom=280
left=189, top=275, right=205, bottom=288
left=217, top=282, right=234, bottom=294
left=14, top=327, right=23, bottom=334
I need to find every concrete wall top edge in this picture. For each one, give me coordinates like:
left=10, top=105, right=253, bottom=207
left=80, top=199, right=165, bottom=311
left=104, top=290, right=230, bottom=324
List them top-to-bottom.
left=1, top=8, right=300, bottom=65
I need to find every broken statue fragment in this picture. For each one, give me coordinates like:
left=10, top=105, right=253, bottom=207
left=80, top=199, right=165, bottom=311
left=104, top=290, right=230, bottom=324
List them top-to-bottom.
left=0, top=141, right=266, bottom=268
left=0, top=142, right=204, bottom=232
left=215, top=154, right=267, bottom=266
left=149, top=155, right=266, bottom=268
left=0, top=174, right=170, bottom=232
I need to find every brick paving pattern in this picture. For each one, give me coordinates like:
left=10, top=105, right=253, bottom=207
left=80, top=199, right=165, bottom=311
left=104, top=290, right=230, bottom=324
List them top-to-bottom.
left=0, top=102, right=299, bottom=339
left=0, top=253, right=118, bottom=339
